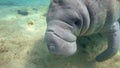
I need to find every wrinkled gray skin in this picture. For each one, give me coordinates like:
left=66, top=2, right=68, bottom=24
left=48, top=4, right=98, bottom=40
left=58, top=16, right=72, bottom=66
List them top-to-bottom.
left=45, top=0, right=120, bottom=62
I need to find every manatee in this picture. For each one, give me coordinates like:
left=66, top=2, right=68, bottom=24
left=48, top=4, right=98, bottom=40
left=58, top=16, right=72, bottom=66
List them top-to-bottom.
left=45, top=0, right=120, bottom=62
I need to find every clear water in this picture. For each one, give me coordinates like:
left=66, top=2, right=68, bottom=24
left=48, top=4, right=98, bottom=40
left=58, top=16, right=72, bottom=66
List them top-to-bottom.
left=0, top=0, right=50, bottom=6
left=0, top=0, right=120, bottom=68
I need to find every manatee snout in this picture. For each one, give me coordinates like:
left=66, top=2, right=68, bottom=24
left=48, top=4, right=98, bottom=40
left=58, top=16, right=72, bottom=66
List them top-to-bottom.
left=45, top=20, right=77, bottom=56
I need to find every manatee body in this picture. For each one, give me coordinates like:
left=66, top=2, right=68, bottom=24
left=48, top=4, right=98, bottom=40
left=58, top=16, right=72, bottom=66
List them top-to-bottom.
left=45, top=0, right=120, bottom=62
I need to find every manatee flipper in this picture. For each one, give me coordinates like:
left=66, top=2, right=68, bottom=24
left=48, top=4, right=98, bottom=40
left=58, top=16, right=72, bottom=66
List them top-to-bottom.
left=96, top=21, right=120, bottom=62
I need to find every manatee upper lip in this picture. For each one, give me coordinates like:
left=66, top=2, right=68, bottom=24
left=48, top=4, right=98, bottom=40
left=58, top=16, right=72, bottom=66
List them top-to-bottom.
left=46, top=29, right=76, bottom=42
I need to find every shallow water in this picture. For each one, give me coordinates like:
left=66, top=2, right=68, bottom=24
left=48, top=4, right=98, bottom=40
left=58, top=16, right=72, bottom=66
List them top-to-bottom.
left=0, top=0, right=120, bottom=68
left=0, top=0, right=50, bottom=6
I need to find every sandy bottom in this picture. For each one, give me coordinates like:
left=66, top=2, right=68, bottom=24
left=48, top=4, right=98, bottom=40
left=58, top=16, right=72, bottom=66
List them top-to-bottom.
left=0, top=5, right=120, bottom=68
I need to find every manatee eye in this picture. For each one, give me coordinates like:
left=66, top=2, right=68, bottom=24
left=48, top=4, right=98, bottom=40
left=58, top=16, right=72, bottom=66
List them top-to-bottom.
left=74, top=19, right=82, bottom=28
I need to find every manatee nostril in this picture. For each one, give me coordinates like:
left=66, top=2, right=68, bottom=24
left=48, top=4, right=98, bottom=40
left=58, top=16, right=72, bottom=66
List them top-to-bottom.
left=47, top=29, right=54, bottom=32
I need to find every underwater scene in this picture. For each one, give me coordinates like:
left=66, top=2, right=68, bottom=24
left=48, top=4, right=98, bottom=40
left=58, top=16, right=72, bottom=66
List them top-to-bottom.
left=0, top=0, right=120, bottom=68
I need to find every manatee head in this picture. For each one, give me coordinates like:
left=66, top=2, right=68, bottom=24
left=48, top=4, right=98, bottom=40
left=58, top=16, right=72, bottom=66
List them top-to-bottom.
left=45, top=0, right=90, bottom=56
left=45, top=20, right=78, bottom=56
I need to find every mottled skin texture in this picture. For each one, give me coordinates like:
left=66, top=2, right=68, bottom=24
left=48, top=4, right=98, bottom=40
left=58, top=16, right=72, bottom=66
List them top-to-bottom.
left=45, top=0, right=120, bottom=62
